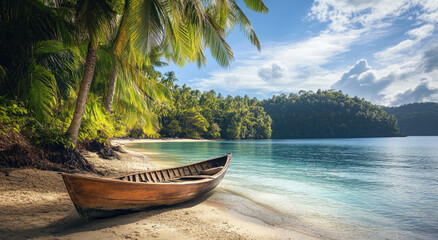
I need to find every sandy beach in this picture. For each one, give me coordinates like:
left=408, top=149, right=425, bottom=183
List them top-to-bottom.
left=0, top=139, right=320, bottom=240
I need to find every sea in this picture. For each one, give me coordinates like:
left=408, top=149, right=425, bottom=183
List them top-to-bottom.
left=127, top=136, right=438, bottom=240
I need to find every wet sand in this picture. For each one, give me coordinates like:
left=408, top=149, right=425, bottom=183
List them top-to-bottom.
left=0, top=139, right=320, bottom=240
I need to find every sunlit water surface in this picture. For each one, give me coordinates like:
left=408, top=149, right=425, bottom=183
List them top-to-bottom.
left=128, top=137, right=438, bottom=239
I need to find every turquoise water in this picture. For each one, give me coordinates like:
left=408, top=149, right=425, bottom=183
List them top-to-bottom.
left=129, top=137, right=438, bottom=239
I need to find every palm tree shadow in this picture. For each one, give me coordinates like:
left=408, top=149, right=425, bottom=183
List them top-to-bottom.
left=13, top=191, right=215, bottom=239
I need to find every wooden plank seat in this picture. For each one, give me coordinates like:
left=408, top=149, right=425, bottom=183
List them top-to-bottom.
left=199, top=166, right=223, bottom=175
left=122, top=173, right=215, bottom=183
left=170, top=175, right=213, bottom=182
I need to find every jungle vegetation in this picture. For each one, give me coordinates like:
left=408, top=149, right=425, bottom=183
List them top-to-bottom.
left=156, top=78, right=272, bottom=139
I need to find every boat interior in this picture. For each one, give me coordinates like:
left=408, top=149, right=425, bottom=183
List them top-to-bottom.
left=118, top=155, right=228, bottom=183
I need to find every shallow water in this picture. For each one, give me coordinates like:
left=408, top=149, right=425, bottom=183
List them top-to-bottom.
left=129, top=136, right=438, bottom=239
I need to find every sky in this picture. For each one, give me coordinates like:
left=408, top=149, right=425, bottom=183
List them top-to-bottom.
left=160, top=0, right=438, bottom=106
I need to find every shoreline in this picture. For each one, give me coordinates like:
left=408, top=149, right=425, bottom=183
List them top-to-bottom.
left=0, top=138, right=320, bottom=240
left=112, top=138, right=216, bottom=145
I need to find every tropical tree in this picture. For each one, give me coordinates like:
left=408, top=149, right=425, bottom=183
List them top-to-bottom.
left=66, top=0, right=116, bottom=146
left=102, top=0, right=168, bottom=113
left=161, top=71, right=178, bottom=89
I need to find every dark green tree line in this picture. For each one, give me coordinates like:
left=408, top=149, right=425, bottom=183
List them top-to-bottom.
left=261, top=90, right=401, bottom=138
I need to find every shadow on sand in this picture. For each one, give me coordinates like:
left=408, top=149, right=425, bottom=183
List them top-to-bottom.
left=6, top=191, right=215, bottom=240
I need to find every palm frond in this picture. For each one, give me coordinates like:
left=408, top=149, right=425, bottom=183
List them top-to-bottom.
left=0, top=0, right=75, bottom=96
left=0, top=0, right=75, bottom=45
left=75, top=0, right=116, bottom=45
left=127, top=0, right=165, bottom=54
left=242, top=0, right=268, bottom=13
left=229, top=1, right=261, bottom=51
left=203, top=11, right=234, bottom=66
left=35, top=40, right=82, bottom=80
left=91, top=45, right=117, bottom=97
left=21, top=64, right=58, bottom=122
left=113, top=75, right=159, bottom=135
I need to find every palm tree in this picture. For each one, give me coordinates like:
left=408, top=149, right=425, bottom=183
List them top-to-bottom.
left=66, top=0, right=115, bottom=146
left=102, top=0, right=130, bottom=113
left=102, top=0, right=184, bottom=113
left=103, top=0, right=268, bottom=114
left=161, top=71, right=178, bottom=89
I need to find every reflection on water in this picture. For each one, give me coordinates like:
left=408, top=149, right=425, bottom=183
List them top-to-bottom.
left=128, top=137, right=438, bottom=239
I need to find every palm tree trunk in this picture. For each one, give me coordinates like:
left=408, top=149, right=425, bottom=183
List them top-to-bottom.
left=104, top=0, right=128, bottom=114
left=67, top=42, right=98, bottom=146
left=104, top=67, right=117, bottom=112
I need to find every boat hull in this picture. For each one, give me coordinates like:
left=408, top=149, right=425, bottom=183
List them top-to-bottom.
left=62, top=153, right=231, bottom=219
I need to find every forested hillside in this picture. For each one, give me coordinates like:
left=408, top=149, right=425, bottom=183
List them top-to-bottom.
left=157, top=81, right=272, bottom=139
left=261, top=90, right=401, bottom=138
left=383, top=103, right=438, bottom=136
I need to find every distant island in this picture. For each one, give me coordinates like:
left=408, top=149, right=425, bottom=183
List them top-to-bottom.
left=260, top=90, right=401, bottom=138
left=383, top=102, right=438, bottom=136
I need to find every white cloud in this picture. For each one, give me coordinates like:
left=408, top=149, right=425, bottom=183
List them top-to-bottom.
left=192, top=0, right=438, bottom=104
left=309, top=0, right=415, bottom=31
left=374, top=24, right=435, bottom=64
left=407, top=24, right=435, bottom=39
left=193, top=30, right=362, bottom=95
left=331, top=47, right=438, bottom=105
left=331, top=59, right=393, bottom=103
left=258, top=63, right=286, bottom=81
left=392, top=83, right=438, bottom=105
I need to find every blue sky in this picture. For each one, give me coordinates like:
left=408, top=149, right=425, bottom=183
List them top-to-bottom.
left=160, top=0, right=438, bottom=106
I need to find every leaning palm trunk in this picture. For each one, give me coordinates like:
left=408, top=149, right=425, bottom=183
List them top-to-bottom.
left=103, top=0, right=129, bottom=113
left=67, top=42, right=98, bottom=146
left=104, top=68, right=118, bottom=112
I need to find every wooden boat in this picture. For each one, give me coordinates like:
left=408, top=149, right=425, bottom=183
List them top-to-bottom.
left=62, top=153, right=231, bottom=220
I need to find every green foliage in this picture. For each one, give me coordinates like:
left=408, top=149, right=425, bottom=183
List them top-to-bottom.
left=21, top=64, right=58, bottom=122
left=158, top=82, right=272, bottom=139
left=261, top=90, right=401, bottom=138
left=78, top=95, right=119, bottom=144
left=0, top=97, right=29, bottom=134
left=0, top=97, right=73, bottom=148
left=383, top=102, right=438, bottom=136
left=181, top=110, right=210, bottom=139
left=165, top=120, right=182, bottom=138
left=207, top=123, right=221, bottom=139
left=31, top=125, right=73, bottom=149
